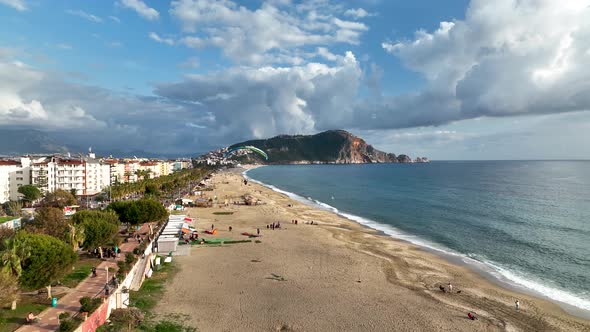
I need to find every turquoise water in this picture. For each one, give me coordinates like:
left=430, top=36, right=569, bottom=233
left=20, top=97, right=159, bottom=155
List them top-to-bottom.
left=245, top=161, right=590, bottom=312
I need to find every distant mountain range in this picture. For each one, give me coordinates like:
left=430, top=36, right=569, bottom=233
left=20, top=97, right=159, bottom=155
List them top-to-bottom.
left=0, top=129, right=197, bottom=159
left=0, top=129, right=68, bottom=156
left=227, top=130, right=428, bottom=164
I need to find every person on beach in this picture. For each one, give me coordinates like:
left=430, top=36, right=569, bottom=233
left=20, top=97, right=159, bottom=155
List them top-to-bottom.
left=211, top=224, right=215, bottom=230
left=229, top=226, right=233, bottom=232
left=257, top=228, right=260, bottom=235
left=448, top=282, right=453, bottom=292
left=515, top=300, right=520, bottom=311
left=467, top=312, right=477, bottom=320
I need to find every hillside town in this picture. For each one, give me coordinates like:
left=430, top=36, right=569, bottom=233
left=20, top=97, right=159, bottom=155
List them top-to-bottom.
left=0, top=150, right=192, bottom=204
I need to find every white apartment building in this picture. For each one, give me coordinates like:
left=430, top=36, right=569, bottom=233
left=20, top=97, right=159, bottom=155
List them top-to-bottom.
left=31, top=156, right=111, bottom=196
left=0, top=158, right=32, bottom=203
left=84, top=159, right=111, bottom=196
left=0, top=160, right=20, bottom=203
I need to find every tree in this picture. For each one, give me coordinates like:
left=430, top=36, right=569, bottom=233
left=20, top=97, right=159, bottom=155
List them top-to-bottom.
left=144, top=184, right=159, bottom=197
left=18, top=185, right=41, bottom=203
left=70, top=188, right=78, bottom=197
left=41, top=189, right=77, bottom=208
left=108, top=199, right=167, bottom=226
left=2, top=200, right=22, bottom=217
left=7, top=200, right=22, bottom=216
left=25, top=207, right=70, bottom=243
left=72, top=210, right=120, bottom=255
left=72, top=210, right=120, bottom=225
left=82, top=219, right=119, bottom=251
left=17, top=232, right=77, bottom=296
left=1, top=233, right=29, bottom=309
left=0, top=270, right=19, bottom=307
left=108, top=308, right=144, bottom=331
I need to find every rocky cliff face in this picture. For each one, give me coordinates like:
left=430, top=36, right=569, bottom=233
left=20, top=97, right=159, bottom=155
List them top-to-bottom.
left=228, top=130, right=423, bottom=164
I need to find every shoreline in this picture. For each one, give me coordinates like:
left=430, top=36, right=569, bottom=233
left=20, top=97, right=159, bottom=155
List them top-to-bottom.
left=243, top=166, right=590, bottom=320
left=155, top=168, right=590, bottom=331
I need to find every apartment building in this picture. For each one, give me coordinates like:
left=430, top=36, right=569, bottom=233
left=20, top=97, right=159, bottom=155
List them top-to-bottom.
left=31, top=156, right=111, bottom=196
left=0, top=158, right=33, bottom=203
left=84, top=159, right=111, bottom=195
left=0, top=160, right=20, bottom=203
left=139, top=161, right=160, bottom=179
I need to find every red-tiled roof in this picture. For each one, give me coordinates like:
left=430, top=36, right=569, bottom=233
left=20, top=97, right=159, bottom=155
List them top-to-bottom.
left=0, top=159, right=20, bottom=166
left=57, top=159, right=84, bottom=165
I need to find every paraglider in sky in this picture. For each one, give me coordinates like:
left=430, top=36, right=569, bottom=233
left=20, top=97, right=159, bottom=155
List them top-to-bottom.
left=224, top=145, right=269, bottom=160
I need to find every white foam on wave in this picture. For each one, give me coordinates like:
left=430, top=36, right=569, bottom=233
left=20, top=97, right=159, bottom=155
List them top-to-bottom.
left=242, top=168, right=590, bottom=313
left=483, top=261, right=590, bottom=311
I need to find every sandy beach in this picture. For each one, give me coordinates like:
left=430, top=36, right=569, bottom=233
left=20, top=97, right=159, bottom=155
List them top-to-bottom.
left=154, top=168, right=590, bottom=331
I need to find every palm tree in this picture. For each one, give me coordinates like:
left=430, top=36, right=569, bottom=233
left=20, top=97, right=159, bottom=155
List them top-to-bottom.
left=1, top=237, right=30, bottom=310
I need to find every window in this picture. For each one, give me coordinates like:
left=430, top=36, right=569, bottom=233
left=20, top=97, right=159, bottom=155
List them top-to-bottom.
left=16, top=171, right=23, bottom=174
left=16, top=177, right=23, bottom=181
left=17, top=184, right=22, bottom=187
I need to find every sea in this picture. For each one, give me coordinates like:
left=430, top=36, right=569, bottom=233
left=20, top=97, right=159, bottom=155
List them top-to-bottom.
left=244, top=161, right=590, bottom=316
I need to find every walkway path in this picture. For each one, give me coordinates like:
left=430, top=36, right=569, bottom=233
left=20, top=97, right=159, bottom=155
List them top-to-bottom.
left=17, top=223, right=152, bottom=332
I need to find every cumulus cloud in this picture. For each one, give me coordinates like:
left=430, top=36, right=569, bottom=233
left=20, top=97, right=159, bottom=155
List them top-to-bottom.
left=0, top=0, right=26, bottom=11
left=119, top=0, right=159, bottom=20
left=171, top=0, right=368, bottom=65
left=376, top=0, right=590, bottom=129
left=344, top=8, right=374, bottom=19
left=65, top=9, right=102, bottom=23
left=149, top=32, right=175, bottom=45
left=155, top=51, right=362, bottom=143
left=0, top=60, right=104, bottom=129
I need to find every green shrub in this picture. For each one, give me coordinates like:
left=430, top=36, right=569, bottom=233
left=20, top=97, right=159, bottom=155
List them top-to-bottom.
left=125, top=252, right=136, bottom=265
left=117, top=261, right=130, bottom=276
left=79, top=296, right=103, bottom=313
left=108, top=307, right=144, bottom=331
left=59, top=319, right=78, bottom=332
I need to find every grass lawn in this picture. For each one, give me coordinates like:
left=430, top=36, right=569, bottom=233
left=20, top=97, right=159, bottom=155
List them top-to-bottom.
left=0, top=216, right=17, bottom=223
left=61, top=257, right=102, bottom=289
left=130, top=260, right=178, bottom=312
left=0, top=297, right=49, bottom=332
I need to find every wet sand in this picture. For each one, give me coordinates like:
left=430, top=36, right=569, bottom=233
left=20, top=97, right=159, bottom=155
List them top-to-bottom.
left=154, top=168, right=590, bottom=331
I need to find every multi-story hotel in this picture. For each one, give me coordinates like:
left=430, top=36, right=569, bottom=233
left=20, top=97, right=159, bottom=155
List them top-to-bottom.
left=0, top=153, right=192, bottom=203
left=30, top=156, right=110, bottom=197
left=0, top=159, right=31, bottom=203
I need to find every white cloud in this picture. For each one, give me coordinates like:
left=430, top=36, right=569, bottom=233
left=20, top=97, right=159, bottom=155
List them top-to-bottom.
left=0, top=0, right=27, bottom=11
left=119, top=0, right=159, bottom=21
left=170, top=0, right=368, bottom=65
left=375, top=0, right=590, bottom=129
left=344, top=8, right=374, bottom=19
left=65, top=9, right=102, bottom=23
left=109, top=15, right=121, bottom=23
left=149, top=32, right=174, bottom=45
left=156, top=51, right=362, bottom=142
left=0, top=60, right=104, bottom=129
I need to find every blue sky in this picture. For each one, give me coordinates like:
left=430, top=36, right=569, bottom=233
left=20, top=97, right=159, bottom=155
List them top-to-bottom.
left=1, top=0, right=589, bottom=159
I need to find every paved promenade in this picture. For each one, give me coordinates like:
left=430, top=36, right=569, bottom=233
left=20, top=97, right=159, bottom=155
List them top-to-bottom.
left=17, top=224, right=151, bottom=332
